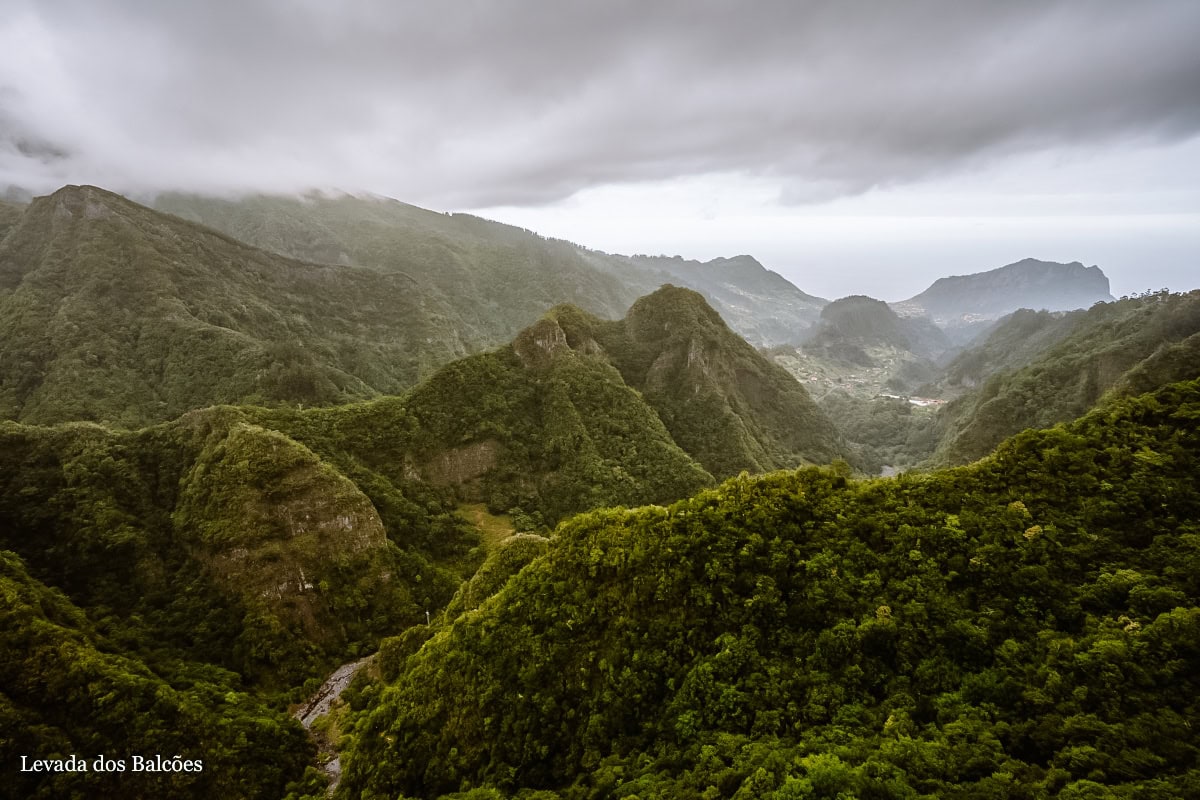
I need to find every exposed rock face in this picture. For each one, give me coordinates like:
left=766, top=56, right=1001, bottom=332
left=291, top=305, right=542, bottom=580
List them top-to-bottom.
left=513, top=317, right=571, bottom=367
left=174, top=422, right=389, bottom=635
left=423, top=439, right=501, bottom=486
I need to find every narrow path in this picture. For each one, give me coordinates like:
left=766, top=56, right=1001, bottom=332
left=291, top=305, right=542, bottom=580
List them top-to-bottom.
left=295, top=656, right=374, bottom=794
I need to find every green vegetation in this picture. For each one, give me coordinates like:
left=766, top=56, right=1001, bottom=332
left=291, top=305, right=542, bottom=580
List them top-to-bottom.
left=6, top=184, right=1197, bottom=799
left=0, top=186, right=477, bottom=426
left=154, top=191, right=641, bottom=354
left=154, top=195, right=830, bottom=349
left=0, top=199, right=24, bottom=240
left=551, top=287, right=845, bottom=478
left=931, top=290, right=1200, bottom=465
left=806, top=295, right=950, bottom=362
left=928, top=308, right=1079, bottom=399
left=338, top=377, right=1200, bottom=799
left=819, top=392, right=939, bottom=474
left=0, top=412, right=466, bottom=687
left=460, top=503, right=518, bottom=551
left=0, top=550, right=316, bottom=800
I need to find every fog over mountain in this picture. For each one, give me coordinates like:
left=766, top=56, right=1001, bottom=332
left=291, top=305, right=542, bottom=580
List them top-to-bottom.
left=2, top=2, right=1198, bottom=297
left=5, top=7, right=1200, bottom=799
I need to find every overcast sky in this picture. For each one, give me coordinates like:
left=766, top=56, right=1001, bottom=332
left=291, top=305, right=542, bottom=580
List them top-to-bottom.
left=2, top=1, right=1197, bottom=300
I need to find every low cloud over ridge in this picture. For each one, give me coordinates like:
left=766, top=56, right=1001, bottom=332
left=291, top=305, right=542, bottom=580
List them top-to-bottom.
left=1, top=1, right=1199, bottom=207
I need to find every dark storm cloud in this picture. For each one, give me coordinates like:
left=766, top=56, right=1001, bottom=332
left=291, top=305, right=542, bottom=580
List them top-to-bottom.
left=2, top=0, right=1198, bottom=205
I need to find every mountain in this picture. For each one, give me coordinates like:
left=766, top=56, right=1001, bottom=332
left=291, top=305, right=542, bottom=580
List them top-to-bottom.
left=0, top=185, right=482, bottom=426
left=0, top=186, right=831, bottom=430
left=154, top=190, right=639, bottom=348
left=154, top=192, right=828, bottom=348
left=0, top=198, right=24, bottom=239
left=614, top=253, right=827, bottom=345
left=894, top=258, right=1115, bottom=342
left=2, top=284, right=826, bottom=796
left=549, top=285, right=845, bottom=477
left=0, top=286, right=739, bottom=693
left=930, top=289, right=1200, bottom=465
left=805, top=294, right=951, bottom=362
left=771, top=295, right=953, bottom=402
left=764, top=296, right=951, bottom=474
left=926, top=307, right=1082, bottom=399
left=379, top=310, right=716, bottom=524
left=337, top=377, right=1200, bottom=799
left=0, top=411, right=471, bottom=688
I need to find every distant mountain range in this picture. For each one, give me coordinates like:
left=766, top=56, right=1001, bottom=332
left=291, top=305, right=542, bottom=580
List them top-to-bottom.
left=4, top=182, right=1198, bottom=799
left=0, top=183, right=1159, bottom=478
left=153, top=192, right=824, bottom=348
left=893, top=257, right=1115, bottom=341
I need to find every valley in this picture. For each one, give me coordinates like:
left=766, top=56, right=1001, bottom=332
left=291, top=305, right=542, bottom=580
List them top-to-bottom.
left=0, top=185, right=1196, bottom=799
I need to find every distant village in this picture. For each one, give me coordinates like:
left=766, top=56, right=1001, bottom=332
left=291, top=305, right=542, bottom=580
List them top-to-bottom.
left=878, top=393, right=945, bottom=407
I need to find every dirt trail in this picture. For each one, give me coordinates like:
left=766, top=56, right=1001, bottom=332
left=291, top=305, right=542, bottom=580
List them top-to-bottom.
left=294, top=656, right=374, bottom=793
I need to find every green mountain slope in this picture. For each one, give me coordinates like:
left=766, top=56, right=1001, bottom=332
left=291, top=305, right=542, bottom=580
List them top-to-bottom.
left=0, top=185, right=473, bottom=426
left=154, top=191, right=639, bottom=348
left=153, top=193, right=829, bottom=349
left=0, top=199, right=24, bottom=240
left=613, top=254, right=827, bottom=345
left=551, top=286, right=845, bottom=478
left=932, top=290, right=1200, bottom=465
left=0, top=292, right=730, bottom=687
left=767, top=295, right=950, bottom=474
left=775, top=295, right=952, bottom=395
left=928, top=308, right=1081, bottom=399
left=377, top=320, right=715, bottom=524
left=338, top=377, right=1200, bottom=799
left=0, top=412, right=465, bottom=688
left=0, top=550, right=315, bottom=800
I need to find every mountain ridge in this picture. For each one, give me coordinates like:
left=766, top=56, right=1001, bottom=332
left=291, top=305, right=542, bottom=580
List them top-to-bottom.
left=154, top=191, right=830, bottom=347
left=894, top=257, right=1115, bottom=341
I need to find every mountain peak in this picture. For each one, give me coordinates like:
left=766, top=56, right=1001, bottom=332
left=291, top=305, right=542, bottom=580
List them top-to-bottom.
left=896, top=258, right=1115, bottom=335
left=624, top=284, right=727, bottom=341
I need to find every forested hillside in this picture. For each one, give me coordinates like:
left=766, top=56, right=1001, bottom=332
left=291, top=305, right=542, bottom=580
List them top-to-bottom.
left=3, top=181, right=1197, bottom=800
left=0, top=186, right=478, bottom=425
left=154, top=191, right=640, bottom=348
left=154, top=193, right=829, bottom=348
left=549, top=286, right=844, bottom=477
left=931, top=290, right=1200, bottom=465
left=339, top=377, right=1200, bottom=799
left=0, top=551, right=317, bottom=800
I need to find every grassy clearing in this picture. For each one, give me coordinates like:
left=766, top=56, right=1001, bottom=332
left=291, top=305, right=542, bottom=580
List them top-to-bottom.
left=458, top=503, right=515, bottom=553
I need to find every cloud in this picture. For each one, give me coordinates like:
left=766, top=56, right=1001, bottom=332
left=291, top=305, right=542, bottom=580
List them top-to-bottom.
left=1, top=0, right=1198, bottom=206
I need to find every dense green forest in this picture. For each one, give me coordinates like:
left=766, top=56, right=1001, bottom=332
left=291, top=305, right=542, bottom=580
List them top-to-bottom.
left=4, top=184, right=1198, bottom=799
left=0, top=186, right=480, bottom=425
left=4, top=285, right=799, bottom=797
left=548, top=289, right=844, bottom=477
left=930, top=291, right=1200, bottom=465
left=337, top=377, right=1200, bottom=799
left=0, top=551, right=318, bottom=800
